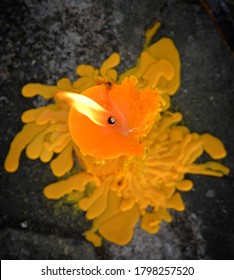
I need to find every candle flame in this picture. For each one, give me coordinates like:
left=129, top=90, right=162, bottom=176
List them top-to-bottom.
left=56, top=92, right=110, bottom=126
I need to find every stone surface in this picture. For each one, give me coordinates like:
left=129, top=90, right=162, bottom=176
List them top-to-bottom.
left=0, top=0, right=234, bottom=259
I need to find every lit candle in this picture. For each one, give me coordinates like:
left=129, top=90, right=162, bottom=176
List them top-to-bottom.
left=55, top=77, right=162, bottom=160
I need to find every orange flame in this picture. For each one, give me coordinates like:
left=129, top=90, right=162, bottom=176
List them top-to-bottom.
left=55, top=92, right=111, bottom=126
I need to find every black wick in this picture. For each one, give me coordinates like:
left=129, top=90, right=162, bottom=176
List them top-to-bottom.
left=108, top=116, right=116, bottom=125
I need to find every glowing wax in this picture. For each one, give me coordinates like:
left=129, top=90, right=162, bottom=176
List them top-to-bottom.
left=55, top=77, right=161, bottom=160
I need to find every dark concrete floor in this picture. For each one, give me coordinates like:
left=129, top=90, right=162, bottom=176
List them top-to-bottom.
left=0, top=0, right=234, bottom=259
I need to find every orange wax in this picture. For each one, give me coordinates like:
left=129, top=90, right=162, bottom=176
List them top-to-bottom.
left=65, top=77, right=161, bottom=160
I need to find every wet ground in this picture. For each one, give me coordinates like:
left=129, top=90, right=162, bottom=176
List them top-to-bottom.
left=0, top=0, right=234, bottom=259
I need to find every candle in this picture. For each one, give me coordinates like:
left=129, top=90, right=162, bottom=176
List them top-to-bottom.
left=4, top=22, right=229, bottom=246
left=55, top=77, right=161, bottom=160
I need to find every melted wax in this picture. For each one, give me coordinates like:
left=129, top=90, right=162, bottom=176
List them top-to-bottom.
left=5, top=22, right=229, bottom=246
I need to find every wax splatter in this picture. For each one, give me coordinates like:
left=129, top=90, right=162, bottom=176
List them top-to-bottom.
left=5, top=22, right=229, bottom=246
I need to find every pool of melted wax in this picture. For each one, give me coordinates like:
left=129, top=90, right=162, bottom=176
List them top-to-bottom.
left=1, top=0, right=234, bottom=259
